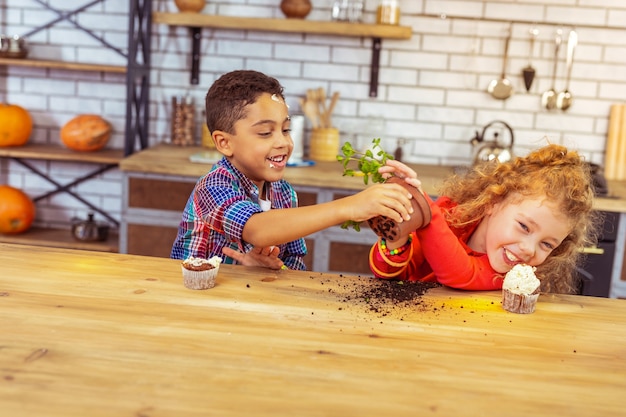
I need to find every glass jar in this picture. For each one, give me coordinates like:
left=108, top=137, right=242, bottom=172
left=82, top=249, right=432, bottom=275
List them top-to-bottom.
left=331, top=0, right=363, bottom=22
left=376, top=0, right=400, bottom=25
left=171, top=95, right=195, bottom=146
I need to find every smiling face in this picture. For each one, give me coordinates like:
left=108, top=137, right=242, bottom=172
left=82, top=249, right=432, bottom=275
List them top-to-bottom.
left=213, top=92, right=293, bottom=190
left=469, top=194, right=572, bottom=274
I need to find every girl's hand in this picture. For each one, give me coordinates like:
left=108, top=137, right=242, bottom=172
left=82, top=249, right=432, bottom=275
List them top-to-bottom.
left=379, top=159, right=422, bottom=190
left=222, top=246, right=285, bottom=270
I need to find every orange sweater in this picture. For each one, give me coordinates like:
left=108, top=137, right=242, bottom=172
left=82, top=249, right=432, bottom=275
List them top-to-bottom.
left=369, top=195, right=504, bottom=290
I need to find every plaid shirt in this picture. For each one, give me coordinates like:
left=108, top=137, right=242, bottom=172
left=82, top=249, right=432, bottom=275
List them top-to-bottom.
left=171, top=157, right=307, bottom=270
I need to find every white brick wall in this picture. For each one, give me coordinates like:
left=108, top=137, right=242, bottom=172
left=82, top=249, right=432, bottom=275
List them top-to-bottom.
left=2, top=0, right=626, bottom=230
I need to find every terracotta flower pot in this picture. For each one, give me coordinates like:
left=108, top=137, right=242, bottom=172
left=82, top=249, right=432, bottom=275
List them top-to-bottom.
left=367, top=176, right=432, bottom=243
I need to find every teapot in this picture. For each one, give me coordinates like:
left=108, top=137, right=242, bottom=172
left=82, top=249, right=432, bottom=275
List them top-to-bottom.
left=470, top=120, right=515, bottom=165
left=71, top=213, right=109, bottom=242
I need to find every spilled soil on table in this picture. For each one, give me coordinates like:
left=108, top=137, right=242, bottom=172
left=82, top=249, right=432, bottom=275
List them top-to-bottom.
left=316, top=274, right=441, bottom=319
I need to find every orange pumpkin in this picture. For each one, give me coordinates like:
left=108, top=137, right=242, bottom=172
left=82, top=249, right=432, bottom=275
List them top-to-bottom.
left=174, top=0, right=205, bottom=12
left=0, top=103, right=33, bottom=147
left=60, top=114, right=111, bottom=152
left=0, top=185, right=36, bottom=234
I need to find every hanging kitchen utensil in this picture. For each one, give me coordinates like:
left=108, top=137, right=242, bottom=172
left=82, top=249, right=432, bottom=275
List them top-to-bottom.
left=487, top=25, right=513, bottom=100
left=522, top=27, right=539, bottom=92
left=541, top=29, right=562, bottom=110
left=556, top=29, right=577, bottom=111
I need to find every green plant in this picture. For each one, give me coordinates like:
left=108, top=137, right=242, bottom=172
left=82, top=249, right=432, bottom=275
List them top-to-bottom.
left=336, top=138, right=394, bottom=231
left=336, top=138, right=394, bottom=185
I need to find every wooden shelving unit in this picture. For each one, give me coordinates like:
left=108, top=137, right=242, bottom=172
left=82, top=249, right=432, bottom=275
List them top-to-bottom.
left=0, top=0, right=143, bottom=254
left=152, top=12, right=413, bottom=96
left=0, top=57, right=126, bottom=73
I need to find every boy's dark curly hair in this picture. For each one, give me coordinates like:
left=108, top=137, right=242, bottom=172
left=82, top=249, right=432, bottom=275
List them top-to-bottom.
left=205, top=70, right=285, bottom=134
left=439, top=143, right=600, bottom=294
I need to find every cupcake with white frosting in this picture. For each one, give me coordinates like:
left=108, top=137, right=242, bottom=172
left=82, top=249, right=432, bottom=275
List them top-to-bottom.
left=181, top=256, right=222, bottom=290
left=502, top=264, right=541, bottom=314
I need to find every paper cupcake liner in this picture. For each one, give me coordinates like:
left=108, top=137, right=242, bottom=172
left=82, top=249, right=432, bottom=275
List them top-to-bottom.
left=181, top=265, right=219, bottom=290
left=502, top=289, right=539, bottom=314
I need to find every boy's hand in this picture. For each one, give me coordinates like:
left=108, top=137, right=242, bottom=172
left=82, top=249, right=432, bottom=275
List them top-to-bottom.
left=222, top=246, right=285, bottom=270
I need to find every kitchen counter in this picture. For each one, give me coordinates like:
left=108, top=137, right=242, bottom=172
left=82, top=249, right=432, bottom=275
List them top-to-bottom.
left=119, top=143, right=626, bottom=213
left=1, top=243, right=625, bottom=416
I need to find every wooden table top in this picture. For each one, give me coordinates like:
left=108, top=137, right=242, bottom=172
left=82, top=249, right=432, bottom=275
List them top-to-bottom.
left=118, top=143, right=626, bottom=212
left=1, top=243, right=625, bottom=417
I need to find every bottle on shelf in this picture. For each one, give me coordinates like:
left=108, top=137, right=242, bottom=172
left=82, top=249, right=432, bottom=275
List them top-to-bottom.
left=376, top=0, right=400, bottom=25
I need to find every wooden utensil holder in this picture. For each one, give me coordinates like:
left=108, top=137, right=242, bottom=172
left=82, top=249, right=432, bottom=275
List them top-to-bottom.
left=309, top=128, right=339, bottom=162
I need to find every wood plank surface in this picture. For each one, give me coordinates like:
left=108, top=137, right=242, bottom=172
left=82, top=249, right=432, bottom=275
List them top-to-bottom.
left=153, top=12, right=413, bottom=39
left=0, top=57, right=126, bottom=73
left=0, top=143, right=124, bottom=164
left=118, top=143, right=455, bottom=194
left=0, top=227, right=118, bottom=252
left=1, top=243, right=625, bottom=417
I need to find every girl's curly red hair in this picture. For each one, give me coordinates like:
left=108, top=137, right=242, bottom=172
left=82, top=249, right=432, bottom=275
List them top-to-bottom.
left=440, top=144, right=599, bottom=294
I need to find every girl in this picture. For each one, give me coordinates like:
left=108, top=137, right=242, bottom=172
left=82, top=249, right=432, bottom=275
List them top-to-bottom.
left=369, top=144, right=599, bottom=294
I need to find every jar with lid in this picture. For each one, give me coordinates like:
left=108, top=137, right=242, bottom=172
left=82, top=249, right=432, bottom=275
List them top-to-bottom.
left=376, top=0, right=400, bottom=25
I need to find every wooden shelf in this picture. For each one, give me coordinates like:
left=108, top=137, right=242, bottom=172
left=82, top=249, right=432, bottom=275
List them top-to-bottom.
left=152, top=12, right=412, bottom=39
left=152, top=12, right=413, bottom=96
left=0, top=57, right=126, bottom=73
left=0, top=144, right=124, bottom=164
left=0, top=227, right=119, bottom=253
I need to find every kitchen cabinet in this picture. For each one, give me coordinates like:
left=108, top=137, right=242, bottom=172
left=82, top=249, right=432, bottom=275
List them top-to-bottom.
left=119, top=144, right=626, bottom=294
left=578, top=211, right=620, bottom=297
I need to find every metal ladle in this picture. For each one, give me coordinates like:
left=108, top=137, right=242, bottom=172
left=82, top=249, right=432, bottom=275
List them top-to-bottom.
left=487, top=25, right=513, bottom=100
left=541, top=29, right=562, bottom=110
left=556, top=29, right=578, bottom=111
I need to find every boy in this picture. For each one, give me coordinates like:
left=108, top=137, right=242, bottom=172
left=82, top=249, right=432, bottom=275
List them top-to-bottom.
left=171, top=70, right=414, bottom=270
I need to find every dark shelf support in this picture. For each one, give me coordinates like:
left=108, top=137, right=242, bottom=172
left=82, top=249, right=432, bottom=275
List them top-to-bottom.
left=125, top=0, right=152, bottom=155
left=190, top=27, right=202, bottom=85
left=184, top=29, right=384, bottom=96
left=369, top=37, right=382, bottom=98
left=12, top=158, right=120, bottom=227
